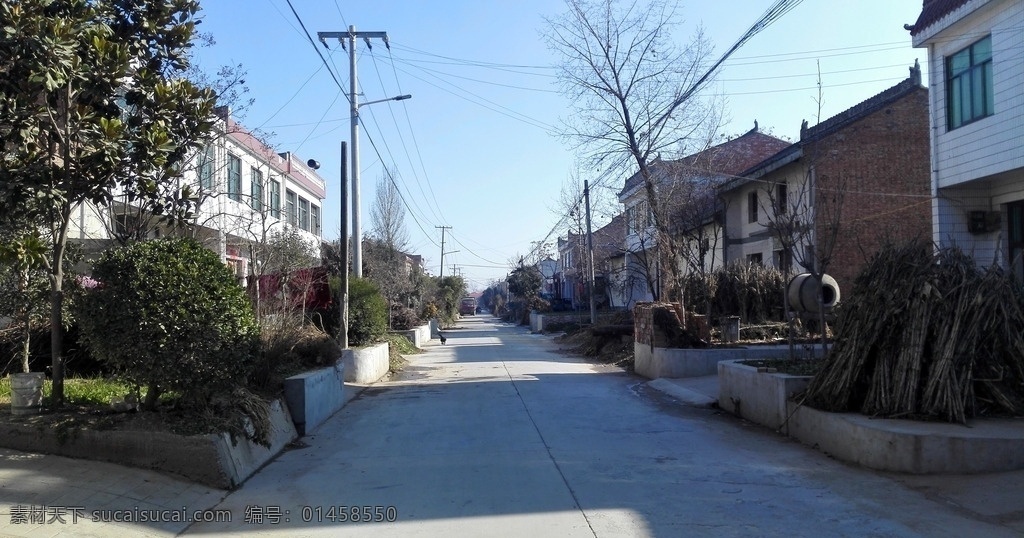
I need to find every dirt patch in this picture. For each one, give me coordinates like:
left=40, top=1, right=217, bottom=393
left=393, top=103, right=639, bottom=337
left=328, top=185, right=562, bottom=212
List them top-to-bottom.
left=554, top=327, right=635, bottom=372
left=740, top=358, right=824, bottom=376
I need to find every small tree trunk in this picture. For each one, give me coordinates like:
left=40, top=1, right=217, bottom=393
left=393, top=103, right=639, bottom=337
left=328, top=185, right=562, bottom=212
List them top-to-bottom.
left=19, top=269, right=31, bottom=373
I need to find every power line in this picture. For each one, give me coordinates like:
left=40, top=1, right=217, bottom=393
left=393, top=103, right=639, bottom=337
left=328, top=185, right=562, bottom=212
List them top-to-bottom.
left=283, top=0, right=347, bottom=96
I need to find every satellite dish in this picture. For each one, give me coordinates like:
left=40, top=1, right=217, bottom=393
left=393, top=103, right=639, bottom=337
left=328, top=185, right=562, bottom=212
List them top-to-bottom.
left=307, top=159, right=320, bottom=170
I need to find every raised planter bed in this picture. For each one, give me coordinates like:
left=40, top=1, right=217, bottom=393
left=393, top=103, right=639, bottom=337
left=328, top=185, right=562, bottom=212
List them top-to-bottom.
left=400, top=323, right=432, bottom=348
left=343, top=342, right=390, bottom=383
left=636, top=343, right=824, bottom=379
left=717, top=359, right=813, bottom=433
left=718, top=359, right=1024, bottom=473
left=284, top=361, right=346, bottom=435
left=0, top=399, right=297, bottom=489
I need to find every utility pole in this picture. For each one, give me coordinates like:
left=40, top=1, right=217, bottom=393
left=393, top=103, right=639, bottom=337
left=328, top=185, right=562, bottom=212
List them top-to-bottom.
left=317, top=26, right=392, bottom=278
left=338, top=141, right=349, bottom=349
left=585, top=180, right=597, bottom=325
left=436, top=225, right=451, bottom=280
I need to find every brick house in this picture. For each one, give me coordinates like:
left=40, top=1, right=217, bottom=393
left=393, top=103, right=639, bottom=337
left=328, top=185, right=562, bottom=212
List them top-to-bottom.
left=907, top=0, right=1024, bottom=276
left=719, top=65, right=932, bottom=288
left=615, top=127, right=790, bottom=308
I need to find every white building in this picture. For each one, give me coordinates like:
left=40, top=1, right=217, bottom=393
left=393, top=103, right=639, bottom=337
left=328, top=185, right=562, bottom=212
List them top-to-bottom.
left=908, top=0, right=1024, bottom=275
left=69, top=107, right=327, bottom=280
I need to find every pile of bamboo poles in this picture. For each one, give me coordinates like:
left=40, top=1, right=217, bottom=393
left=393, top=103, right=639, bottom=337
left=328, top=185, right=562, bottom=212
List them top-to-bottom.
left=804, top=239, right=1024, bottom=423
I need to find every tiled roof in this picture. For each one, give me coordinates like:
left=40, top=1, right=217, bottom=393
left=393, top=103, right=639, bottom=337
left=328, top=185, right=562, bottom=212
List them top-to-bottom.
left=906, top=0, right=971, bottom=36
left=722, top=66, right=926, bottom=192
left=801, top=69, right=923, bottom=142
left=617, top=127, right=790, bottom=198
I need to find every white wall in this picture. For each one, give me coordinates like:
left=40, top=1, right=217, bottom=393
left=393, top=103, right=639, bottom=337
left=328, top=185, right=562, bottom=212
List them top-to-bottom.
left=916, top=0, right=1024, bottom=189
left=723, top=161, right=809, bottom=273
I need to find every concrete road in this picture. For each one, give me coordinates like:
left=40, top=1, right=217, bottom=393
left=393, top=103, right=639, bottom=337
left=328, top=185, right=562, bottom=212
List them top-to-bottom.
left=183, top=317, right=1019, bottom=537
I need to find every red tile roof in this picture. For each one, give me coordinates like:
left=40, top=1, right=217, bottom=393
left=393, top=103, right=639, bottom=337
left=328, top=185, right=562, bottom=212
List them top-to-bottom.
left=618, top=127, right=790, bottom=197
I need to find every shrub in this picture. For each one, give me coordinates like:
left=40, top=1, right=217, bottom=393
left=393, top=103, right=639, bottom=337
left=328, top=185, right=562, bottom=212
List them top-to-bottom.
left=77, top=238, right=259, bottom=409
left=682, top=263, right=785, bottom=323
left=348, top=277, right=387, bottom=346
left=390, top=305, right=421, bottom=331
left=251, top=313, right=341, bottom=389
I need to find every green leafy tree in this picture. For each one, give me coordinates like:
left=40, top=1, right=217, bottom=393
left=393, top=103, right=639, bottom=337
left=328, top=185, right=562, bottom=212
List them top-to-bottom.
left=0, top=0, right=217, bottom=404
left=77, top=238, right=259, bottom=410
left=507, top=265, right=543, bottom=299
left=432, top=275, right=467, bottom=327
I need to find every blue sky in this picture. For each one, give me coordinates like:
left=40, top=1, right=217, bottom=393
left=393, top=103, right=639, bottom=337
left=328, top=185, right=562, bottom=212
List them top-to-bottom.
left=190, top=0, right=926, bottom=291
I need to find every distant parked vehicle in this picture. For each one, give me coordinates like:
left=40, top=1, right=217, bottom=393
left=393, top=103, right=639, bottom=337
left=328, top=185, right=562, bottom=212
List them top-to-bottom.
left=459, top=297, right=478, bottom=316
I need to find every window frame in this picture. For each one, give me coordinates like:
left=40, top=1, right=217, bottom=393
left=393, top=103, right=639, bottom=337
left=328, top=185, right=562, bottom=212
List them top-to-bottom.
left=946, top=35, right=994, bottom=130
left=199, top=145, right=215, bottom=190
left=227, top=154, right=242, bottom=202
left=250, top=167, right=263, bottom=212
left=269, top=179, right=281, bottom=218
left=776, top=183, right=787, bottom=215
left=285, top=189, right=297, bottom=226
left=748, top=191, right=759, bottom=223
left=298, top=197, right=310, bottom=231
left=310, top=204, right=321, bottom=236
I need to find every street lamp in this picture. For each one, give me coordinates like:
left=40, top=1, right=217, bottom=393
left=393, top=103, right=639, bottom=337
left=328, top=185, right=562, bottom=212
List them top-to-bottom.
left=350, top=92, right=411, bottom=278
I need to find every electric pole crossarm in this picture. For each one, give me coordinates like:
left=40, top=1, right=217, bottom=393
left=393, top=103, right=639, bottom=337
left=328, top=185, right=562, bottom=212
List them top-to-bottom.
left=317, top=31, right=388, bottom=42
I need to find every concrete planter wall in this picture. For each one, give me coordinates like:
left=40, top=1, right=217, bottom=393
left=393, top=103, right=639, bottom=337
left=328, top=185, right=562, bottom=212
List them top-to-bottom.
left=401, top=323, right=432, bottom=348
left=343, top=342, right=390, bottom=383
left=635, top=343, right=824, bottom=379
left=717, top=359, right=812, bottom=432
left=718, top=359, right=1024, bottom=474
left=284, top=361, right=346, bottom=435
left=0, top=399, right=297, bottom=489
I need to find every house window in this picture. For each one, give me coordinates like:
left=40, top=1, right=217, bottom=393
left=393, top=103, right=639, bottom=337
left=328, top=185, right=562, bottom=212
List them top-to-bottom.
left=947, top=35, right=993, bottom=130
left=199, top=145, right=215, bottom=190
left=227, top=154, right=241, bottom=201
left=250, top=167, right=263, bottom=212
left=269, top=179, right=281, bottom=218
left=776, top=183, right=787, bottom=215
left=285, top=190, right=297, bottom=226
left=748, top=191, right=758, bottom=223
left=298, top=197, right=310, bottom=231
left=1009, top=202, right=1024, bottom=281
left=310, top=205, right=321, bottom=236
left=747, top=253, right=763, bottom=265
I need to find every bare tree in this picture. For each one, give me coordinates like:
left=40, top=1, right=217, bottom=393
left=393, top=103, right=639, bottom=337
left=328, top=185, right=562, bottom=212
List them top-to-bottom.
left=544, top=0, right=721, bottom=318
left=759, top=73, right=845, bottom=353
left=370, top=172, right=410, bottom=253
left=366, top=173, right=415, bottom=328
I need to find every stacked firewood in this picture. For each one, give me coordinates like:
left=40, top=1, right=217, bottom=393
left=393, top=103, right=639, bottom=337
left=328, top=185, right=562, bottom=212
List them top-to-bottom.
left=803, top=239, right=1024, bottom=423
